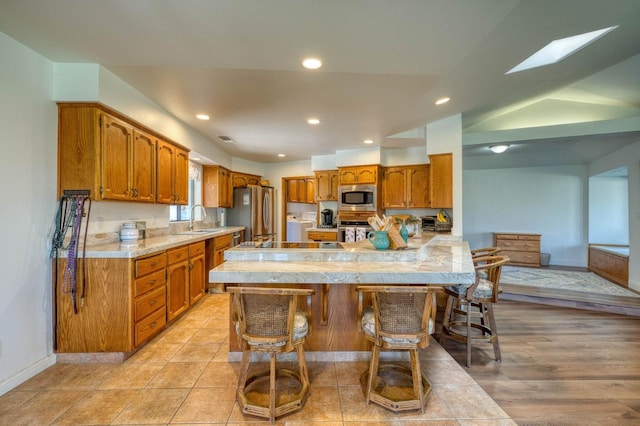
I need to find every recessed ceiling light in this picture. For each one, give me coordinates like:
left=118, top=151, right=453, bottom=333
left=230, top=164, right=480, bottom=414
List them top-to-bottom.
left=506, top=25, right=618, bottom=74
left=302, top=57, right=322, bottom=70
left=435, top=97, right=450, bottom=105
left=196, top=114, right=210, bottom=120
left=307, top=118, right=320, bottom=125
left=363, top=139, right=374, bottom=144
left=489, top=145, right=509, bottom=154
left=278, top=153, right=286, bottom=157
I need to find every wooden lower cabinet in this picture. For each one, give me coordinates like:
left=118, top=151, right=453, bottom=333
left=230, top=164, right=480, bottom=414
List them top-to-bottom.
left=494, top=232, right=541, bottom=267
left=54, top=240, right=209, bottom=354
left=167, top=246, right=190, bottom=322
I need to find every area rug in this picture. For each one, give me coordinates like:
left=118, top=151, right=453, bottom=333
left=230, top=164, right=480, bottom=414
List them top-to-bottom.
left=500, top=266, right=639, bottom=298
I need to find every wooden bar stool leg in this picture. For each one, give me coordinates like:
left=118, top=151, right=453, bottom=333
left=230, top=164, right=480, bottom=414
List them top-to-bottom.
left=439, top=295, right=454, bottom=345
left=466, top=299, right=472, bottom=368
left=487, top=303, right=501, bottom=362
left=365, top=344, right=380, bottom=404
left=410, top=349, right=425, bottom=414
left=238, top=350, right=251, bottom=391
left=269, top=353, right=276, bottom=424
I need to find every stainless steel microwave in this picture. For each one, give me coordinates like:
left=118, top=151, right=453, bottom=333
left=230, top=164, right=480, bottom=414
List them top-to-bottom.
left=338, top=184, right=376, bottom=211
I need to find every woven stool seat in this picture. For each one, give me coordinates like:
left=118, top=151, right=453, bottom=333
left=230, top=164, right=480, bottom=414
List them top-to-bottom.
left=356, top=286, right=438, bottom=413
left=228, top=287, right=314, bottom=424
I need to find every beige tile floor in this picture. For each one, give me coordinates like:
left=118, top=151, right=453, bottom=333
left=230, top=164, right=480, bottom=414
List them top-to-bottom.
left=0, top=294, right=514, bottom=425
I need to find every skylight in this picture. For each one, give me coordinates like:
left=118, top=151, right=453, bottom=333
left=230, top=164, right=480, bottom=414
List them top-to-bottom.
left=506, top=26, right=618, bottom=74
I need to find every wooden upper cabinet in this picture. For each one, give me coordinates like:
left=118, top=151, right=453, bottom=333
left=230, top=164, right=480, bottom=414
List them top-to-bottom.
left=57, top=103, right=187, bottom=204
left=101, top=114, right=133, bottom=201
left=131, top=130, right=156, bottom=203
left=156, top=139, right=188, bottom=205
left=429, top=153, right=453, bottom=208
left=381, top=164, right=429, bottom=209
left=202, top=165, right=233, bottom=208
left=338, top=165, right=379, bottom=185
left=407, top=165, right=430, bottom=208
left=381, top=167, right=408, bottom=209
left=315, top=170, right=338, bottom=201
left=231, top=172, right=261, bottom=188
left=285, top=177, right=315, bottom=203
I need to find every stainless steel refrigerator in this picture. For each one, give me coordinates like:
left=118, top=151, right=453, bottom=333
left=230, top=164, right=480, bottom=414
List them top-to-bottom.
left=227, top=186, right=277, bottom=242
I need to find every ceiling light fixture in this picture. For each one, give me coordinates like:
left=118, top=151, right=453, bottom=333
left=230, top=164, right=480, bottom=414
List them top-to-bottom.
left=506, top=25, right=618, bottom=74
left=302, top=57, right=322, bottom=70
left=435, top=97, right=450, bottom=105
left=196, top=114, right=210, bottom=120
left=307, top=118, right=320, bottom=125
left=218, top=135, right=234, bottom=144
left=363, top=139, right=374, bottom=144
left=489, top=145, right=509, bottom=154
left=278, top=153, right=286, bottom=157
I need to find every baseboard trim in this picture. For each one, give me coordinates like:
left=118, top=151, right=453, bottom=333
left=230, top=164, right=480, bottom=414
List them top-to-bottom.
left=0, top=354, right=56, bottom=397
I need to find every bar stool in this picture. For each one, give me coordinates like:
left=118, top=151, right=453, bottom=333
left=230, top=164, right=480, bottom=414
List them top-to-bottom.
left=471, top=246, right=502, bottom=259
left=439, top=255, right=509, bottom=367
left=356, top=285, right=438, bottom=413
left=227, top=286, right=314, bottom=424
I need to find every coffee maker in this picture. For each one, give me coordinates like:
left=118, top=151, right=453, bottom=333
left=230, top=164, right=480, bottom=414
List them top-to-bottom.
left=320, top=209, right=334, bottom=227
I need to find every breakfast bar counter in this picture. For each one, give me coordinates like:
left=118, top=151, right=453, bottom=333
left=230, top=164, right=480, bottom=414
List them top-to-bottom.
left=209, top=234, right=475, bottom=353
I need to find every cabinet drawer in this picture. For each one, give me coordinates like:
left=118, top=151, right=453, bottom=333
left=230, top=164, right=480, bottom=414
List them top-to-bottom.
left=308, top=231, right=338, bottom=241
left=214, top=233, right=233, bottom=249
left=496, top=239, right=540, bottom=252
left=189, top=241, right=205, bottom=257
left=167, top=246, right=189, bottom=264
left=503, top=250, right=540, bottom=265
left=135, top=252, right=167, bottom=278
left=134, top=268, right=166, bottom=297
left=135, top=285, right=167, bottom=322
left=135, top=306, right=167, bottom=346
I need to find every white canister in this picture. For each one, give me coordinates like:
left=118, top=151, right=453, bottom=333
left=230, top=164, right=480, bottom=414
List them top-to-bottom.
left=120, top=222, right=139, bottom=242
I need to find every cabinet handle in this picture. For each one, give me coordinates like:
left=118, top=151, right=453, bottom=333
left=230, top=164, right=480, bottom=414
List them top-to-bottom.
left=151, top=261, right=158, bottom=267
left=149, top=280, right=156, bottom=284
left=149, top=299, right=157, bottom=306
left=150, top=321, right=157, bottom=328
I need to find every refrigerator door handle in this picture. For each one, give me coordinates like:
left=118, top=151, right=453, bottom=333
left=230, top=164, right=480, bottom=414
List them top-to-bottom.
left=263, top=191, right=271, bottom=233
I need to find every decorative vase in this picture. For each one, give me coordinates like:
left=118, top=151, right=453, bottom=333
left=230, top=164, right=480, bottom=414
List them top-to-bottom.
left=400, top=222, right=409, bottom=242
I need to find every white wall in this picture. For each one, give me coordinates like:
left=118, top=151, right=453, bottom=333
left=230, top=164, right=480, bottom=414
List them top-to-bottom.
left=0, top=33, right=58, bottom=395
left=463, top=165, right=589, bottom=267
left=589, top=176, right=629, bottom=244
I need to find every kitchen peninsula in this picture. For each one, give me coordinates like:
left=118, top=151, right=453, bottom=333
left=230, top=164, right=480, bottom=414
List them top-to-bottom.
left=210, top=234, right=475, bottom=355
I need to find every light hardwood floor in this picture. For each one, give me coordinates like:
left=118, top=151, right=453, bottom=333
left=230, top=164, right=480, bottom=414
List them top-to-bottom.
left=438, top=299, right=640, bottom=425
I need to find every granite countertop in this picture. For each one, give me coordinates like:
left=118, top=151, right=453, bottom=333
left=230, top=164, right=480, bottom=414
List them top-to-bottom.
left=54, top=226, right=245, bottom=259
left=211, top=233, right=475, bottom=286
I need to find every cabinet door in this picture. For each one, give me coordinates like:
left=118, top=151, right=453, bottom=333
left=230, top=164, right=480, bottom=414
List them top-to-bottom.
left=101, top=114, right=133, bottom=201
left=132, top=130, right=156, bottom=203
left=156, top=140, right=176, bottom=204
left=174, top=147, right=189, bottom=205
left=430, top=153, right=453, bottom=208
left=407, top=165, right=430, bottom=208
left=356, top=166, right=377, bottom=184
left=220, top=167, right=232, bottom=208
left=382, top=167, right=407, bottom=208
left=339, top=168, right=358, bottom=185
left=316, top=170, right=338, bottom=201
left=287, top=178, right=300, bottom=202
left=306, top=178, right=315, bottom=203
left=189, top=253, right=205, bottom=305
left=167, top=260, right=189, bottom=321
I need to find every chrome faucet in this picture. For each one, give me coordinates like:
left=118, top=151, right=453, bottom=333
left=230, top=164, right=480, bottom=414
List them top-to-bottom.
left=189, top=204, right=207, bottom=231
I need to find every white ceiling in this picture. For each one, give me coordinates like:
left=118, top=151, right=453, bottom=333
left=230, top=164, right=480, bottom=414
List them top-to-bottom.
left=1, top=0, right=639, bottom=165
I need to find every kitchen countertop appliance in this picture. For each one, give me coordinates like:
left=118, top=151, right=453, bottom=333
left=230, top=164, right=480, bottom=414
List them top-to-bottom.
left=227, top=186, right=276, bottom=242
left=320, top=209, right=333, bottom=226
